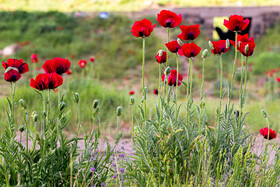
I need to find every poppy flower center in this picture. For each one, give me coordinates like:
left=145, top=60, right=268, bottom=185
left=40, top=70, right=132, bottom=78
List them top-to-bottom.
left=165, top=20, right=172, bottom=27
left=234, top=25, right=240, bottom=31
left=139, top=31, right=143, bottom=37
left=187, top=33, right=194, bottom=40
left=11, top=75, right=17, bottom=81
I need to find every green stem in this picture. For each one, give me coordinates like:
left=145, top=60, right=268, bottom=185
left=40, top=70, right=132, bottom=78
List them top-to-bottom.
left=166, top=28, right=170, bottom=67
left=228, top=32, right=238, bottom=108
left=142, top=38, right=146, bottom=120
left=176, top=53, right=179, bottom=117
left=218, top=55, right=223, bottom=128
left=239, top=55, right=244, bottom=126
left=189, top=58, right=193, bottom=100
left=200, top=58, right=205, bottom=101
left=158, top=64, right=161, bottom=110
left=76, top=102, right=81, bottom=137
left=131, top=105, right=134, bottom=142
left=25, top=110, right=29, bottom=152
left=117, top=116, right=119, bottom=138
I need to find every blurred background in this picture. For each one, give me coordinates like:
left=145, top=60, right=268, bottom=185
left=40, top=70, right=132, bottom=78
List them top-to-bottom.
left=0, top=0, right=280, bottom=136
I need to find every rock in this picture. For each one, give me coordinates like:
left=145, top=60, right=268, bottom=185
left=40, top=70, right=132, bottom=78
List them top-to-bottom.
left=0, top=43, right=21, bottom=57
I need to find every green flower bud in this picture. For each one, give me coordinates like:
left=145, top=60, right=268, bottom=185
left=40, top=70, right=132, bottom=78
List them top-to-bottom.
left=177, top=38, right=183, bottom=46
left=226, top=39, right=230, bottom=49
left=208, top=41, right=214, bottom=49
left=245, top=44, right=249, bottom=53
left=202, top=49, right=209, bottom=59
left=165, top=66, right=171, bottom=75
left=73, top=93, right=80, bottom=103
left=130, top=96, right=135, bottom=105
left=18, top=99, right=27, bottom=110
left=93, top=99, right=99, bottom=109
left=200, top=100, right=205, bottom=109
left=59, top=102, right=66, bottom=111
left=116, top=106, right=122, bottom=116
left=261, top=110, right=267, bottom=118
left=31, top=111, right=39, bottom=122
left=41, top=111, right=46, bottom=118
left=19, top=125, right=25, bottom=132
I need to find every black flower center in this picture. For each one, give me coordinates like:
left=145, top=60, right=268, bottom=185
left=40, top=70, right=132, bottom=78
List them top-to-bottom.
left=165, top=20, right=171, bottom=27
left=234, top=25, right=240, bottom=31
left=139, top=31, right=144, bottom=37
left=187, top=33, right=194, bottom=40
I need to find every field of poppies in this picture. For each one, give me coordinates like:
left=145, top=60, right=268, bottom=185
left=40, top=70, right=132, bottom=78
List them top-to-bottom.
left=0, top=9, right=280, bottom=186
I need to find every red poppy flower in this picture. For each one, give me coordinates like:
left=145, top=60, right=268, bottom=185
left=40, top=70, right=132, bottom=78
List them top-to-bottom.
left=157, top=10, right=182, bottom=28
left=224, top=15, right=250, bottom=32
left=131, top=19, right=156, bottom=38
left=177, top=24, right=200, bottom=41
left=230, top=34, right=255, bottom=57
left=165, top=40, right=181, bottom=53
left=211, top=40, right=230, bottom=55
left=179, top=42, right=201, bottom=58
left=155, top=50, right=167, bottom=64
left=31, top=54, right=38, bottom=63
left=71, top=54, right=76, bottom=59
left=90, top=56, right=95, bottom=62
left=42, top=57, right=71, bottom=75
left=2, top=59, right=29, bottom=74
left=79, top=60, right=87, bottom=68
left=4, top=68, right=21, bottom=82
left=161, top=69, right=183, bottom=87
left=271, top=69, right=277, bottom=73
left=66, top=70, right=72, bottom=75
left=265, top=71, right=273, bottom=77
left=30, top=73, right=63, bottom=90
left=276, top=77, right=280, bottom=82
left=153, top=89, right=158, bottom=95
left=129, top=91, right=135, bottom=95
left=260, top=127, right=277, bottom=140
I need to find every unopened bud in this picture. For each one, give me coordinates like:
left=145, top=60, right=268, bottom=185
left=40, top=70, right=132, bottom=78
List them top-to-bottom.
left=177, top=38, right=183, bottom=46
left=226, top=39, right=230, bottom=48
left=208, top=41, right=214, bottom=49
left=238, top=41, right=241, bottom=48
left=245, top=44, right=249, bottom=53
left=202, top=49, right=209, bottom=59
left=158, top=50, right=164, bottom=57
left=165, top=66, right=171, bottom=75
left=73, top=93, right=80, bottom=103
left=130, top=96, right=135, bottom=105
left=18, top=99, right=27, bottom=110
left=93, top=99, right=99, bottom=109
left=200, top=100, right=205, bottom=109
left=59, top=102, right=66, bottom=111
left=94, top=106, right=100, bottom=114
left=116, top=106, right=122, bottom=116
left=261, top=110, right=267, bottom=118
left=32, top=111, right=39, bottom=122
left=41, top=111, right=46, bottom=118
left=19, top=125, right=25, bottom=132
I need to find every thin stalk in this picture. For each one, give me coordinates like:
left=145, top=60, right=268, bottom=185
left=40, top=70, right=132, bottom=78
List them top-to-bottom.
left=166, top=28, right=170, bottom=67
left=228, top=32, right=238, bottom=107
left=142, top=38, right=146, bottom=120
left=176, top=53, right=179, bottom=117
left=218, top=55, right=223, bottom=128
left=239, top=55, right=244, bottom=126
left=189, top=58, right=193, bottom=99
left=200, top=58, right=206, bottom=101
left=158, top=64, right=161, bottom=110
left=11, top=83, right=15, bottom=127
left=76, top=102, right=81, bottom=137
left=131, top=105, right=134, bottom=142
left=25, top=110, right=29, bottom=152
left=117, top=116, right=120, bottom=138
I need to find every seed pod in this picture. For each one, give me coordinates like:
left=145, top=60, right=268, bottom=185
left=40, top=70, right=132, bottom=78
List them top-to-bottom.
left=177, top=38, right=183, bottom=46
left=226, top=39, right=230, bottom=49
left=208, top=41, right=214, bottom=49
left=202, top=49, right=209, bottom=59
left=165, top=66, right=171, bottom=75
left=73, top=93, right=80, bottom=103
left=130, top=96, right=135, bottom=105
left=19, top=99, right=27, bottom=110
left=93, top=99, right=99, bottom=109
left=59, top=102, right=66, bottom=111
left=116, top=106, right=122, bottom=116
left=261, top=110, right=267, bottom=118
left=19, top=125, right=25, bottom=132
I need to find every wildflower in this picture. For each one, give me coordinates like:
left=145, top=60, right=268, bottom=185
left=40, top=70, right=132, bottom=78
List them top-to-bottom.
left=157, top=10, right=182, bottom=28
left=224, top=15, right=250, bottom=32
left=131, top=19, right=156, bottom=38
left=177, top=24, right=200, bottom=41
left=231, top=34, right=255, bottom=57
left=165, top=40, right=181, bottom=53
left=210, top=40, right=230, bottom=55
left=180, top=42, right=201, bottom=58
left=155, top=50, right=167, bottom=64
left=31, top=54, right=38, bottom=63
left=90, top=56, right=95, bottom=62
left=42, top=57, right=71, bottom=75
left=2, top=58, right=29, bottom=74
left=79, top=60, right=87, bottom=68
left=4, top=68, right=21, bottom=82
left=161, top=69, right=183, bottom=87
left=271, top=69, right=277, bottom=73
left=66, top=70, right=72, bottom=75
left=265, top=71, right=273, bottom=77
left=30, top=73, right=63, bottom=90
left=276, top=77, right=280, bottom=82
left=153, top=89, right=158, bottom=95
left=129, top=91, right=135, bottom=95
left=260, top=127, right=277, bottom=140
left=120, top=153, right=125, bottom=157
left=91, top=167, right=96, bottom=172
left=120, top=168, right=125, bottom=173
left=113, top=175, right=117, bottom=179
left=101, top=183, right=105, bottom=186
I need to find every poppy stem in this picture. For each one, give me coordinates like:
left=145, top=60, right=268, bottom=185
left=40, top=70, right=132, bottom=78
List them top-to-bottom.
left=166, top=28, right=170, bottom=67
left=228, top=32, right=238, bottom=108
left=142, top=38, right=146, bottom=121
left=176, top=53, right=179, bottom=117
left=218, top=55, right=223, bottom=128
left=239, top=55, right=244, bottom=127
left=189, top=58, right=193, bottom=99
left=200, top=58, right=205, bottom=101
left=158, top=64, right=161, bottom=108
left=10, top=82, right=15, bottom=128
left=131, top=104, right=134, bottom=142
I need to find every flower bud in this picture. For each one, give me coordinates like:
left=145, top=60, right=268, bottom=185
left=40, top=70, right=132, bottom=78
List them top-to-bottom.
left=177, top=38, right=183, bottom=46
left=226, top=39, right=230, bottom=49
left=208, top=41, right=214, bottom=49
left=238, top=41, right=241, bottom=48
left=245, top=44, right=249, bottom=54
left=201, top=49, right=209, bottom=59
left=158, top=50, right=164, bottom=57
left=165, top=66, right=171, bottom=75
left=73, top=93, right=80, bottom=103
left=130, top=96, right=135, bottom=105
left=18, top=99, right=27, bottom=110
left=93, top=99, right=99, bottom=109
left=200, top=100, right=205, bottom=109
left=59, top=102, right=66, bottom=111
left=95, top=106, right=100, bottom=113
left=116, top=106, right=122, bottom=116
left=261, top=110, right=267, bottom=118
left=32, top=111, right=39, bottom=122
left=41, top=111, right=46, bottom=118
left=19, top=125, right=25, bottom=132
